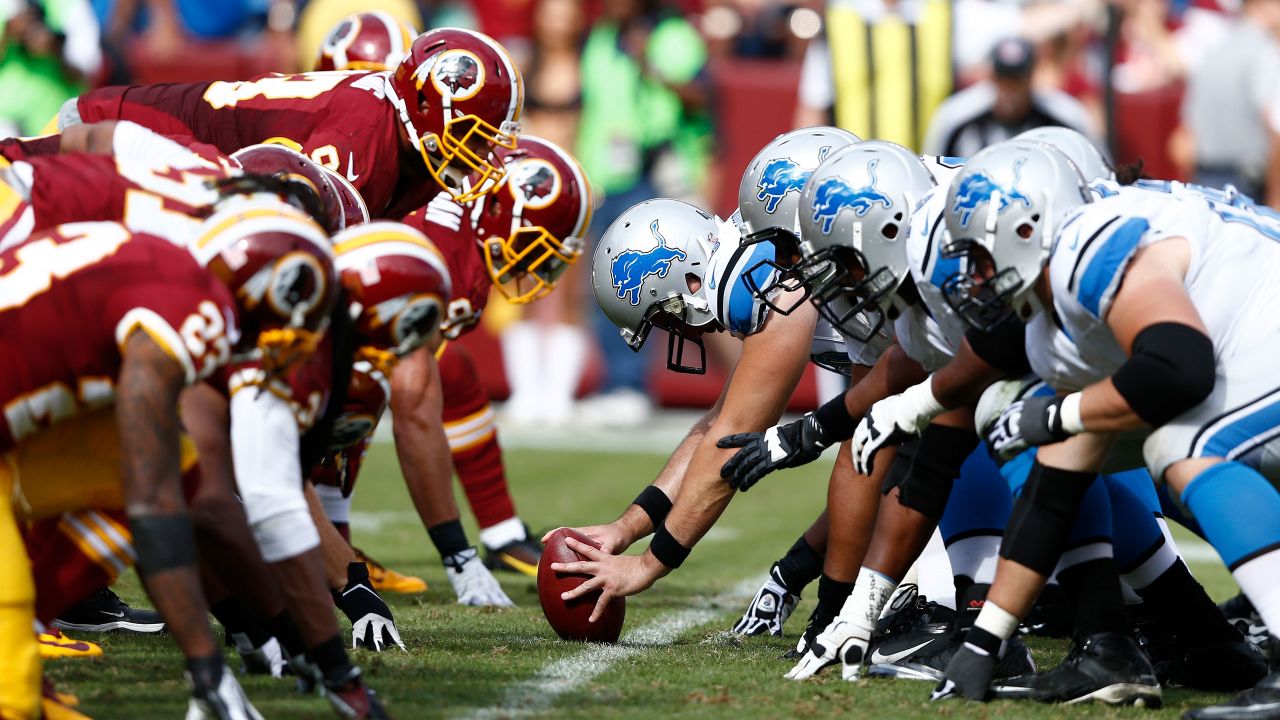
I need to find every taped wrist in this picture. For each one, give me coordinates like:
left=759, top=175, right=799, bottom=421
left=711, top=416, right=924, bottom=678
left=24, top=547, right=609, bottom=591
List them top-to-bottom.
left=965, top=315, right=1031, bottom=376
left=1112, top=322, right=1215, bottom=426
left=813, top=394, right=860, bottom=445
left=891, top=424, right=979, bottom=522
left=1000, top=460, right=1097, bottom=576
left=631, top=486, right=673, bottom=531
left=132, top=514, right=198, bottom=576
left=427, top=519, right=469, bottom=558
left=650, top=524, right=691, bottom=569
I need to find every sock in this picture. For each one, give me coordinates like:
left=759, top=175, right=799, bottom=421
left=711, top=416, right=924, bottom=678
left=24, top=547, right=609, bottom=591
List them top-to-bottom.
left=500, top=321, right=542, bottom=417
left=440, top=343, right=518, bottom=528
left=1182, top=462, right=1280, bottom=634
left=1103, top=472, right=1176, bottom=583
left=314, top=484, right=351, bottom=525
left=479, top=517, right=527, bottom=551
left=428, top=519, right=470, bottom=559
left=775, top=536, right=824, bottom=594
left=1057, top=557, right=1130, bottom=638
left=1137, top=559, right=1240, bottom=648
left=841, top=567, right=898, bottom=634
left=955, top=582, right=991, bottom=630
left=210, top=598, right=271, bottom=648
left=264, top=610, right=307, bottom=658
left=308, top=633, right=353, bottom=682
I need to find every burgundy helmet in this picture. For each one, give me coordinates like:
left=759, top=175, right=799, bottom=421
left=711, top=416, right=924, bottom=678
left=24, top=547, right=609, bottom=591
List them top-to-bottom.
left=316, top=10, right=417, bottom=72
left=388, top=27, right=523, bottom=203
left=474, top=136, right=591, bottom=304
left=231, top=143, right=368, bottom=233
left=191, top=196, right=338, bottom=377
left=331, top=221, right=453, bottom=377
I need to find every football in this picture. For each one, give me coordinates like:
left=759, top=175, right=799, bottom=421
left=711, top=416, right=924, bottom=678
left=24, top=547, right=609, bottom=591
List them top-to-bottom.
left=537, top=528, right=626, bottom=643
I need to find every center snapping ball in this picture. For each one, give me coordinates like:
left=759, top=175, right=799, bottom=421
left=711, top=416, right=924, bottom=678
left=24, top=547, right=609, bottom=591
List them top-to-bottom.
left=537, top=528, right=626, bottom=643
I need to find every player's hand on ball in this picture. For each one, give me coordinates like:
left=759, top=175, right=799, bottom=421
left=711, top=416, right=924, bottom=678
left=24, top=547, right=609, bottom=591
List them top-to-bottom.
left=718, top=413, right=830, bottom=491
left=542, top=522, right=633, bottom=555
left=550, top=536, right=661, bottom=623
left=444, top=547, right=515, bottom=608
left=784, top=617, right=871, bottom=681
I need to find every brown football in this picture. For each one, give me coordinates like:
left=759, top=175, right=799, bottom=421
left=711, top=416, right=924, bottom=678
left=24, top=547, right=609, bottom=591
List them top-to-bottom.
left=537, top=528, right=626, bottom=643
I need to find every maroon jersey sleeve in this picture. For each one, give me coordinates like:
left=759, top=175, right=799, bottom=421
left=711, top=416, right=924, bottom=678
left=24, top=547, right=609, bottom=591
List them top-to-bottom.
left=0, top=135, right=62, bottom=162
left=402, top=195, right=491, bottom=339
left=0, top=224, right=238, bottom=451
left=225, top=333, right=334, bottom=432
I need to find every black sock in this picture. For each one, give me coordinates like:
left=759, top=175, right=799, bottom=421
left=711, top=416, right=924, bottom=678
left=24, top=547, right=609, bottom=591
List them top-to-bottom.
left=428, top=519, right=469, bottom=558
left=775, top=536, right=824, bottom=593
left=1057, top=557, right=1129, bottom=639
left=1137, top=560, right=1241, bottom=649
left=804, top=574, right=855, bottom=644
left=955, top=581, right=990, bottom=631
left=210, top=597, right=272, bottom=648
left=264, top=610, right=307, bottom=658
left=308, top=634, right=353, bottom=682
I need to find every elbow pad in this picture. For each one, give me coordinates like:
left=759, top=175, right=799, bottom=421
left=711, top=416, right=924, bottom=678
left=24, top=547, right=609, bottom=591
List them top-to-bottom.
left=965, top=315, right=1031, bottom=376
left=1112, top=322, right=1215, bottom=426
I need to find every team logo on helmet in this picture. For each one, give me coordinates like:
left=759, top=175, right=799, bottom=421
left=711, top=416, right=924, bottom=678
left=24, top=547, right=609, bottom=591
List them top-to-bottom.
left=325, top=18, right=355, bottom=48
left=428, top=49, right=484, bottom=101
left=755, top=146, right=830, bottom=214
left=507, top=157, right=561, bottom=210
left=951, top=158, right=1031, bottom=227
left=810, top=160, right=892, bottom=234
left=610, top=220, right=688, bottom=306
left=264, top=251, right=329, bottom=319
left=391, top=294, right=443, bottom=346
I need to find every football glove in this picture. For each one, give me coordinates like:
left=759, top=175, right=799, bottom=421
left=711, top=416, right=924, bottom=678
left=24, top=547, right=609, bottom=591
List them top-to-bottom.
left=852, top=381, right=943, bottom=475
left=987, top=394, right=1079, bottom=459
left=719, top=414, right=830, bottom=491
left=444, top=547, right=515, bottom=608
left=333, top=562, right=406, bottom=652
left=732, top=564, right=799, bottom=636
left=784, top=616, right=871, bottom=681
left=228, top=633, right=285, bottom=677
left=931, top=643, right=996, bottom=702
left=186, top=659, right=264, bottom=720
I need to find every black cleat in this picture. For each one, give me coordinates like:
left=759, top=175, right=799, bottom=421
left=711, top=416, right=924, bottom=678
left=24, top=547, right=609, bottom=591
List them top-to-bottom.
left=483, top=525, right=542, bottom=577
left=56, top=588, right=165, bottom=633
left=1222, top=593, right=1271, bottom=647
left=870, top=626, right=1035, bottom=684
left=1001, top=632, right=1162, bottom=707
left=324, top=666, right=390, bottom=719
left=1185, top=671, right=1280, bottom=720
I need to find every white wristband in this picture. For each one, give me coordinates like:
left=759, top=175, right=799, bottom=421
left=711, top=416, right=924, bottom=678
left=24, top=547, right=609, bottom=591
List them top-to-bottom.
left=902, top=377, right=946, bottom=423
left=1060, top=392, right=1085, bottom=434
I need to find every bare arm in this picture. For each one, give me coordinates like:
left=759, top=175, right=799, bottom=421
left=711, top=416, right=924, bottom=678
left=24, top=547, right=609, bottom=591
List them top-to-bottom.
left=116, top=331, right=215, bottom=658
left=930, top=337, right=1008, bottom=410
left=843, top=344, right=929, bottom=418
left=390, top=345, right=462, bottom=531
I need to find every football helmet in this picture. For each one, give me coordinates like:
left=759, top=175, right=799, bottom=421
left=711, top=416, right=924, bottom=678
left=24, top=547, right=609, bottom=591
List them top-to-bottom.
left=315, top=11, right=417, bottom=72
left=389, top=28, right=523, bottom=203
left=737, top=126, right=861, bottom=314
left=1015, top=126, right=1115, bottom=183
left=474, top=135, right=590, bottom=304
left=796, top=140, right=936, bottom=342
left=942, top=140, right=1091, bottom=331
left=231, top=143, right=368, bottom=233
left=190, top=196, right=339, bottom=377
left=591, top=198, right=719, bottom=374
left=332, top=221, right=453, bottom=377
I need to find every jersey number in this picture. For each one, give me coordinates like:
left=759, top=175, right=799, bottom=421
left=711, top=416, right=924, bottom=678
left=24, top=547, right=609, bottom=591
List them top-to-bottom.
left=203, top=73, right=353, bottom=110
left=0, top=224, right=129, bottom=311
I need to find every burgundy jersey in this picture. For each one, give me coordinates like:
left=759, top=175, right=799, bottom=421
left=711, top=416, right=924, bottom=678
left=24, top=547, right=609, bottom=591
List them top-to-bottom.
left=76, top=71, right=417, bottom=217
left=402, top=193, right=490, bottom=339
left=0, top=222, right=239, bottom=452
left=225, top=333, right=334, bottom=432
left=308, top=360, right=388, bottom=495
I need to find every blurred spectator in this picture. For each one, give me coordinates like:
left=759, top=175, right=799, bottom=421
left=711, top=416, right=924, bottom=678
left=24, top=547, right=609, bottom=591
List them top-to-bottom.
left=0, top=0, right=100, bottom=137
left=499, top=0, right=589, bottom=426
left=575, top=0, right=713, bottom=426
left=701, top=0, right=807, bottom=59
left=795, top=0, right=1102, bottom=150
left=1111, top=0, right=1185, bottom=93
left=1180, top=0, right=1280, bottom=205
left=922, top=37, right=1095, bottom=157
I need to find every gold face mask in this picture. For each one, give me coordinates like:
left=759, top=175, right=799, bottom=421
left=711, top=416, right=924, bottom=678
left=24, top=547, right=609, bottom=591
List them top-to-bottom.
left=419, top=115, right=518, bottom=204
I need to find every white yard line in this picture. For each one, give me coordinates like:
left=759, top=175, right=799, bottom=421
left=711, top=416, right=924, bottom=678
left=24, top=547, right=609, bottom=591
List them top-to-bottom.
left=453, top=577, right=761, bottom=720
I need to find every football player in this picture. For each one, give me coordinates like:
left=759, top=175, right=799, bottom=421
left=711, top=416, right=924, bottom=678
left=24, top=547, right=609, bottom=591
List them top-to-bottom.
left=0, top=203, right=337, bottom=719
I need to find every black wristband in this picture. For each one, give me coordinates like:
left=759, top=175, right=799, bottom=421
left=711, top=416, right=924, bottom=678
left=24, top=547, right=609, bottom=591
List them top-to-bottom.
left=812, top=394, right=860, bottom=445
left=631, top=486, right=673, bottom=531
left=132, top=514, right=198, bottom=576
left=427, top=519, right=469, bottom=558
left=649, top=524, right=691, bottom=569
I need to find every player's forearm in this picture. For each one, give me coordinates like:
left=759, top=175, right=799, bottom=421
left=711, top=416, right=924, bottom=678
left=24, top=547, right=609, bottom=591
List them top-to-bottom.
left=930, top=339, right=1005, bottom=410
left=844, top=345, right=928, bottom=420
left=1074, top=380, right=1149, bottom=432
left=618, top=406, right=717, bottom=541
left=392, top=412, right=461, bottom=528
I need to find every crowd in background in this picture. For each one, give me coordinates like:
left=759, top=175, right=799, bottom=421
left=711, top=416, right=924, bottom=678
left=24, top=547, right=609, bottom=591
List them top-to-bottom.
left=3, top=0, right=1278, bottom=424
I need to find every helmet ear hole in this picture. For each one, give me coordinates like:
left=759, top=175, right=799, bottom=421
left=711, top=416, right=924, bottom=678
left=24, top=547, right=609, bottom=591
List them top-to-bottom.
left=1016, top=222, right=1035, bottom=240
left=881, top=223, right=899, bottom=239
left=686, top=272, right=701, bottom=294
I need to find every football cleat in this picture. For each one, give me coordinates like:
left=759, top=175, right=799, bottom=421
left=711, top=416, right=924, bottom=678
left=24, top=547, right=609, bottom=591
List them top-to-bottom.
left=483, top=526, right=543, bottom=577
left=355, top=548, right=427, bottom=595
left=732, top=564, right=799, bottom=637
left=56, top=588, right=166, bottom=633
left=1223, top=593, right=1272, bottom=647
left=870, top=627, right=1035, bottom=685
left=38, top=628, right=103, bottom=659
left=1000, top=632, right=1162, bottom=707
left=322, top=666, right=390, bottom=719
left=1185, top=670, right=1280, bottom=719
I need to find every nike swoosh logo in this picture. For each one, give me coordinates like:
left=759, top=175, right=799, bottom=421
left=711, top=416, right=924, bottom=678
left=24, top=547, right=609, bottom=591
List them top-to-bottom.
left=346, top=153, right=360, bottom=183
left=101, top=611, right=125, bottom=618
left=869, top=640, right=934, bottom=665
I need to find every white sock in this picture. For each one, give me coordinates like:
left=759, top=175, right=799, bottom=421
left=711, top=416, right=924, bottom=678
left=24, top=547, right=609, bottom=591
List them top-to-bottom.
left=314, top=484, right=351, bottom=524
left=479, top=517, right=527, bottom=551
left=945, top=533, right=1002, bottom=586
left=1121, top=535, right=1178, bottom=590
left=1233, top=550, right=1280, bottom=635
left=839, top=567, right=898, bottom=634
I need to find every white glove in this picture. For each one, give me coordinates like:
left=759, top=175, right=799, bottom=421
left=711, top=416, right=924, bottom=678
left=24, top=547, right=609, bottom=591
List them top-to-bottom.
left=852, top=380, right=944, bottom=475
left=445, top=547, right=515, bottom=608
left=731, top=565, right=798, bottom=637
left=351, top=611, right=406, bottom=652
left=784, top=616, right=871, bottom=681
left=229, top=633, right=285, bottom=677
left=186, top=666, right=263, bottom=720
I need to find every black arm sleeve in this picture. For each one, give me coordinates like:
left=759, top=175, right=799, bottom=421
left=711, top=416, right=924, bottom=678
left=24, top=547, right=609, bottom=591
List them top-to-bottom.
left=964, top=315, right=1031, bottom=376
left=1111, top=322, right=1215, bottom=426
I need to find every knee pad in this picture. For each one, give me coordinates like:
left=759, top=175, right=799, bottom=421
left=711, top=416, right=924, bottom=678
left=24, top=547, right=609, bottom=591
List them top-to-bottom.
left=889, top=424, right=978, bottom=522
left=1000, top=460, right=1099, bottom=576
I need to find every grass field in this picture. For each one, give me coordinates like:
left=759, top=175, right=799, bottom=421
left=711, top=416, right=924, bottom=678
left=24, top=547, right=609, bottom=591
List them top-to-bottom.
left=46, top=441, right=1243, bottom=719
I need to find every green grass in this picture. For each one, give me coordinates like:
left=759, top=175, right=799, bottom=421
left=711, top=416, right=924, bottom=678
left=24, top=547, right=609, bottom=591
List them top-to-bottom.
left=45, top=444, right=1242, bottom=719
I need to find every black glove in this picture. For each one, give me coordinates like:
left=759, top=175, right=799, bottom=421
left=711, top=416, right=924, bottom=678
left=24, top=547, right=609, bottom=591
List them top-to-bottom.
left=987, top=395, right=1071, bottom=459
left=718, top=413, right=830, bottom=491
left=333, top=562, right=405, bottom=651
left=931, top=643, right=996, bottom=702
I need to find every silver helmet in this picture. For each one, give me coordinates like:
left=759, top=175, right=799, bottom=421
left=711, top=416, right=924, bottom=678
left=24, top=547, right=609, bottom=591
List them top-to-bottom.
left=737, top=126, right=860, bottom=314
left=1015, top=126, right=1115, bottom=183
left=794, top=140, right=936, bottom=342
left=942, top=140, right=1091, bottom=331
left=591, top=198, right=720, bottom=374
